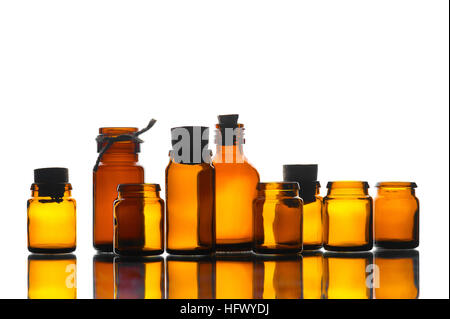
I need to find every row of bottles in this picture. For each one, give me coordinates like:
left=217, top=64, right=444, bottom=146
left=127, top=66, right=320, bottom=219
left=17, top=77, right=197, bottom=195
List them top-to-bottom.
left=27, top=114, right=419, bottom=255
left=27, top=250, right=420, bottom=299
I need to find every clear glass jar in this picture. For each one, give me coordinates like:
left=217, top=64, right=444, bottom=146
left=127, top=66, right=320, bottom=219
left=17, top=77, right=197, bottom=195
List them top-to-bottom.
left=27, top=168, right=76, bottom=253
left=323, top=181, right=373, bottom=251
left=253, top=182, right=303, bottom=254
left=375, top=182, right=419, bottom=249
left=113, top=184, right=164, bottom=256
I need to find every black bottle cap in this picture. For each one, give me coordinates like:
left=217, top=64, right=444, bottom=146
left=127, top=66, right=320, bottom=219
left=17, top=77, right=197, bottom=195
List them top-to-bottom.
left=218, top=114, right=239, bottom=128
left=171, top=126, right=210, bottom=164
left=283, top=164, right=318, bottom=204
left=34, top=167, right=69, bottom=184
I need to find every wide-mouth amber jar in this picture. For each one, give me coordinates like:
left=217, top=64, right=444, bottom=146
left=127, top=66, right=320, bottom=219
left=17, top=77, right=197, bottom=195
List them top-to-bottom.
left=323, top=181, right=373, bottom=252
left=253, top=182, right=303, bottom=254
left=375, top=182, right=419, bottom=249
left=113, top=184, right=164, bottom=256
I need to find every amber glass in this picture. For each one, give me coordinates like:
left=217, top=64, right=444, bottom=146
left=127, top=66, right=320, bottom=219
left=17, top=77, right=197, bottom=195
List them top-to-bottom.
left=213, top=124, right=260, bottom=251
left=93, top=127, right=144, bottom=252
left=166, top=154, right=215, bottom=255
left=323, top=181, right=373, bottom=251
left=253, top=182, right=303, bottom=254
left=303, top=182, right=323, bottom=250
left=375, top=182, right=419, bottom=249
left=27, top=184, right=76, bottom=253
left=113, top=184, right=164, bottom=256
left=374, top=250, right=419, bottom=299
left=302, top=251, right=324, bottom=299
left=323, top=252, right=373, bottom=299
left=28, top=254, right=77, bottom=299
left=93, top=254, right=114, bottom=299
left=216, top=254, right=255, bottom=299
left=253, top=255, right=302, bottom=299
left=166, top=256, right=215, bottom=299
left=114, top=257, right=164, bottom=299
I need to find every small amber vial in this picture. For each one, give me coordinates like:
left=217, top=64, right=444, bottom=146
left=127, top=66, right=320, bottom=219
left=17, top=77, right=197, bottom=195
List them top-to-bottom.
left=166, top=126, right=215, bottom=255
left=93, top=127, right=145, bottom=252
left=283, top=164, right=323, bottom=250
left=27, top=168, right=76, bottom=253
left=323, top=181, right=373, bottom=252
left=253, top=182, right=303, bottom=254
left=375, top=182, right=419, bottom=249
left=113, top=184, right=164, bottom=256
left=374, top=250, right=419, bottom=299
left=323, top=252, right=374, bottom=299
left=28, top=254, right=77, bottom=299
left=253, top=255, right=302, bottom=299
left=114, top=256, right=165, bottom=299
left=166, top=256, right=215, bottom=299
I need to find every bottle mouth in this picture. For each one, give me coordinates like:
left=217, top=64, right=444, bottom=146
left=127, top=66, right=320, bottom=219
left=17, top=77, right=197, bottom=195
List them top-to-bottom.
left=99, top=127, right=138, bottom=135
left=326, top=181, right=369, bottom=189
left=258, top=182, right=300, bottom=191
left=376, top=182, right=417, bottom=188
left=117, top=183, right=161, bottom=194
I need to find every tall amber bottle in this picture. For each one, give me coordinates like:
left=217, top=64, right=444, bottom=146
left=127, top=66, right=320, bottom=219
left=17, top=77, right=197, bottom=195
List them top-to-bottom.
left=212, top=114, right=260, bottom=251
left=166, top=126, right=215, bottom=255
left=93, top=127, right=146, bottom=252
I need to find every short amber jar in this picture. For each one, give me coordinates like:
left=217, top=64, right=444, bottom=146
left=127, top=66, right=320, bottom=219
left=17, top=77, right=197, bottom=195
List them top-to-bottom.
left=27, top=168, right=76, bottom=253
left=323, top=181, right=373, bottom=251
left=253, top=182, right=303, bottom=254
left=375, top=182, right=419, bottom=249
left=113, top=184, right=164, bottom=256
left=28, top=254, right=77, bottom=299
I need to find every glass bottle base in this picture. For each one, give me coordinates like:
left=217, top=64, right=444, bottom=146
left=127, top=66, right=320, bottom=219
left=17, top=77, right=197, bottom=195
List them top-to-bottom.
left=375, top=240, right=419, bottom=249
left=215, top=242, right=252, bottom=252
left=324, top=242, right=373, bottom=252
left=94, top=243, right=113, bottom=252
left=303, top=244, right=323, bottom=251
left=28, top=246, right=76, bottom=254
left=253, top=247, right=302, bottom=255
left=114, top=248, right=164, bottom=256
left=166, top=248, right=214, bottom=256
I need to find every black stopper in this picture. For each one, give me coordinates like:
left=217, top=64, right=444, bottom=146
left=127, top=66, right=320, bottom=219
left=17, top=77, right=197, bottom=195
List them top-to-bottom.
left=218, top=114, right=239, bottom=128
left=171, top=126, right=210, bottom=164
left=283, top=164, right=318, bottom=204
left=34, top=167, right=69, bottom=184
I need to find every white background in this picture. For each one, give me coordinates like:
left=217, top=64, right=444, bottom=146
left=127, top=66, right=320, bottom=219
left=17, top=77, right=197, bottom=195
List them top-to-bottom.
left=0, top=0, right=448, bottom=299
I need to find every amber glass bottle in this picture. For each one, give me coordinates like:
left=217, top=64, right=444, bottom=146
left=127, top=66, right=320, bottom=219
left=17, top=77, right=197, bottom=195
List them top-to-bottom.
left=213, top=114, right=260, bottom=251
left=166, top=126, right=215, bottom=255
left=93, top=127, right=145, bottom=252
left=283, top=164, right=322, bottom=250
left=27, top=168, right=76, bottom=253
left=323, top=181, right=373, bottom=251
left=253, top=182, right=303, bottom=254
left=375, top=182, right=419, bottom=249
left=114, top=184, right=164, bottom=256
left=374, top=250, right=419, bottom=299
left=302, top=251, right=324, bottom=299
left=323, top=252, right=373, bottom=299
left=28, top=254, right=77, bottom=299
left=93, top=254, right=114, bottom=299
left=216, top=254, right=255, bottom=299
left=253, top=255, right=302, bottom=299
left=114, top=256, right=165, bottom=299
left=166, top=256, right=215, bottom=299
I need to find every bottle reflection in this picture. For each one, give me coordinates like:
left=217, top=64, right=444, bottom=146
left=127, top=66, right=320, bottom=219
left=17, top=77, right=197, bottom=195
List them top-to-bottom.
left=374, top=250, right=419, bottom=299
left=302, top=251, right=324, bottom=299
left=323, top=252, right=373, bottom=299
left=28, top=254, right=77, bottom=299
left=93, top=254, right=115, bottom=299
left=216, top=254, right=254, bottom=299
left=253, top=255, right=302, bottom=299
left=114, top=256, right=165, bottom=299
left=166, top=256, right=215, bottom=299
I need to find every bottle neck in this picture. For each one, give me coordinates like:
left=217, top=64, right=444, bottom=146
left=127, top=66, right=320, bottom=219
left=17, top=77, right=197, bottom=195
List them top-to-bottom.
left=214, top=144, right=245, bottom=163
left=100, top=152, right=139, bottom=164
left=31, top=183, right=72, bottom=198
left=117, top=184, right=161, bottom=199
left=377, top=187, right=415, bottom=197
left=262, top=189, right=299, bottom=199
